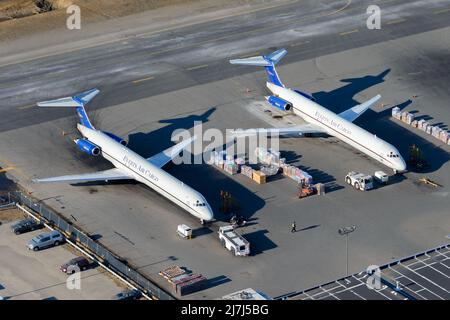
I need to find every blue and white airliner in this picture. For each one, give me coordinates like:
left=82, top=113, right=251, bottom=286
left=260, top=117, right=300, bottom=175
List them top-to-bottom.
left=229, top=49, right=406, bottom=173
left=33, top=89, right=214, bottom=223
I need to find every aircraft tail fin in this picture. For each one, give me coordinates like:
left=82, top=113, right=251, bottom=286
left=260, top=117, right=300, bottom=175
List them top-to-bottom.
left=229, top=49, right=287, bottom=87
left=37, top=88, right=99, bottom=129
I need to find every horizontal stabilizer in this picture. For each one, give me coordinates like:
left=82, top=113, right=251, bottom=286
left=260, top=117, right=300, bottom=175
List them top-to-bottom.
left=229, top=49, right=287, bottom=67
left=230, top=49, right=287, bottom=87
left=229, top=56, right=272, bottom=67
left=37, top=89, right=100, bottom=108
left=339, top=94, right=381, bottom=123
left=147, top=135, right=197, bottom=168
left=32, top=168, right=133, bottom=184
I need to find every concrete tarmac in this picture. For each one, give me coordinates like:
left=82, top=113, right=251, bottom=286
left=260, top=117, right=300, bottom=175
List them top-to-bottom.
left=0, top=0, right=449, bottom=299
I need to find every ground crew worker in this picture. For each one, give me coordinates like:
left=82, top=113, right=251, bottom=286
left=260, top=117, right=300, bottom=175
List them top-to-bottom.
left=291, top=221, right=297, bottom=233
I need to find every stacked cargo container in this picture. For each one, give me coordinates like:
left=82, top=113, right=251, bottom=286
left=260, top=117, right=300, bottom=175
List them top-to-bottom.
left=392, top=108, right=449, bottom=145
left=255, top=147, right=282, bottom=166
left=208, top=151, right=245, bottom=175
left=224, top=160, right=238, bottom=175
left=280, top=163, right=313, bottom=184
left=240, top=165, right=253, bottom=178
left=260, top=165, right=279, bottom=176
left=159, top=265, right=208, bottom=296
left=172, top=274, right=208, bottom=296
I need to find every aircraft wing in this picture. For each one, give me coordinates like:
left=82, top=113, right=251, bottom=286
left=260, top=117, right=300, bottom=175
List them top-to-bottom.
left=338, top=94, right=381, bottom=123
left=229, top=124, right=325, bottom=137
left=147, top=135, right=197, bottom=168
left=32, top=168, right=133, bottom=184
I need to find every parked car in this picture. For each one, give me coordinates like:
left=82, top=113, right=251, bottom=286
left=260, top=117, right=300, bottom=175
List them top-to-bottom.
left=11, top=218, right=43, bottom=235
left=27, top=230, right=64, bottom=251
left=60, top=257, right=90, bottom=274
left=112, top=289, right=142, bottom=300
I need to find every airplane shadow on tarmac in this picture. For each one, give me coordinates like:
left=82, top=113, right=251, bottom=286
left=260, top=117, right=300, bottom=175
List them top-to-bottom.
left=311, top=68, right=450, bottom=173
left=125, top=107, right=266, bottom=222
left=127, top=107, right=216, bottom=158
left=281, top=149, right=343, bottom=193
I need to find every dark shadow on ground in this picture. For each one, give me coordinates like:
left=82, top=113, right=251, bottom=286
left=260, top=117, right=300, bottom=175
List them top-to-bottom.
left=312, top=69, right=391, bottom=114
left=127, top=107, right=216, bottom=158
left=280, top=150, right=344, bottom=193
left=168, top=163, right=265, bottom=222
left=0, top=170, right=17, bottom=191
left=298, top=224, right=320, bottom=232
left=192, top=227, right=213, bottom=238
left=242, top=229, right=277, bottom=255
left=89, top=233, right=103, bottom=241
left=201, top=275, right=232, bottom=291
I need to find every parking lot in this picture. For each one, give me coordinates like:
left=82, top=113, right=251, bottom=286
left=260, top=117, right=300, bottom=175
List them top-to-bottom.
left=0, top=210, right=124, bottom=300
left=281, top=244, right=450, bottom=300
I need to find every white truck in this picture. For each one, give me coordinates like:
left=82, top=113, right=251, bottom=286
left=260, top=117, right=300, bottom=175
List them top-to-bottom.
left=345, top=171, right=374, bottom=191
left=374, top=171, right=389, bottom=184
left=177, top=224, right=192, bottom=239
left=218, top=225, right=250, bottom=256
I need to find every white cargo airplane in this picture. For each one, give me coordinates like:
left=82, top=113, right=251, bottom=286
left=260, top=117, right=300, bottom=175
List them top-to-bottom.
left=229, top=49, right=406, bottom=173
left=33, top=89, right=214, bottom=223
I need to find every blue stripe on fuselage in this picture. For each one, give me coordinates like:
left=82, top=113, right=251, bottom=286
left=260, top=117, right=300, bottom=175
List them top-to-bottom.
left=264, top=64, right=283, bottom=87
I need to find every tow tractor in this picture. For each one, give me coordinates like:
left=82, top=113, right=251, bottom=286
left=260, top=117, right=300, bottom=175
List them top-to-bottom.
left=345, top=171, right=374, bottom=191
left=218, top=225, right=250, bottom=256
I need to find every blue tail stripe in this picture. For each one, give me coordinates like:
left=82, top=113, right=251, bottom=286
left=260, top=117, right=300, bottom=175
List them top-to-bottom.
left=264, top=64, right=283, bottom=87
left=76, top=106, right=94, bottom=129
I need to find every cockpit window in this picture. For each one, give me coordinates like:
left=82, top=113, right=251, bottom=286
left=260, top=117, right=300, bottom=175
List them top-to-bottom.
left=387, top=153, right=400, bottom=158
left=193, top=200, right=206, bottom=207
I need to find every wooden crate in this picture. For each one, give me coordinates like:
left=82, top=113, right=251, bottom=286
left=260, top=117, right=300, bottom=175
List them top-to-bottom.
left=252, top=171, right=266, bottom=184
left=159, top=265, right=186, bottom=280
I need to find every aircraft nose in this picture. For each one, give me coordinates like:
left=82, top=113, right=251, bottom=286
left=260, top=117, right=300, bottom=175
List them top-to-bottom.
left=397, top=157, right=407, bottom=172
left=203, top=205, right=214, bottom=221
